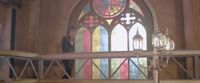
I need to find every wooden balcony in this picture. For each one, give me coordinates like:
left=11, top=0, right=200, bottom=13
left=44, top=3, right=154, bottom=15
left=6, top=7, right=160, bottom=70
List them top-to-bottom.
left=0, top=50, right=200, bottom=83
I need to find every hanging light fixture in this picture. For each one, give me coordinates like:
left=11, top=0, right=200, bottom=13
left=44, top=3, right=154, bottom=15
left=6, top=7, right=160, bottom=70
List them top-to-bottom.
left=132, top=28, right=143, bottom=51
left=132, top=28, right=147, bottom=69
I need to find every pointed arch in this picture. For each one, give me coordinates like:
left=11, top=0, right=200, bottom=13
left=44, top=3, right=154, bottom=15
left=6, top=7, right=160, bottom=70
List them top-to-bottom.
left=66, top=0, right=157, bottom=32
left=68, top=0, right=155, bottom=80
left=129, top=22, right=148, bottom=79
left=111, top=24, right=128, bottom=79
left=111, top=24, right=127, bottom=51
left=92, top=25, right=108, bottom=79
left=75, top=27, right=91, bottom=79
left=75, top=27, right=91, bottom=52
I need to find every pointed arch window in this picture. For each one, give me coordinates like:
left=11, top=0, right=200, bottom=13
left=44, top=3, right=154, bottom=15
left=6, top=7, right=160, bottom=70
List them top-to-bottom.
left=69, top=0, right=154, bottom=80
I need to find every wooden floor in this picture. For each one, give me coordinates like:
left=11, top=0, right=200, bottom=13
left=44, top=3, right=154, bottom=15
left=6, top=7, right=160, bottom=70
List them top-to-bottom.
left=1, top=80, right=200, bottom=83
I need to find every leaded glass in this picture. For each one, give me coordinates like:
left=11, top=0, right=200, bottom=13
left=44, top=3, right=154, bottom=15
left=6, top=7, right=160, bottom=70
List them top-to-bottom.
left=73, top=0, right=152, bottom=80
left=93, top=0, right=127, bottom=18
left=129, top=0, right=144, bottom=16
left=78, top=3, right=91, bottom=20
left=120, top=12, right=136, bottom=25
left=84, top=15, right=99, bottom=28
left=129, top=22, right=147, bottom=79
left=129, top=22, right=147, bottom=51
left=111, top=24, right=128, bottom=79
left=92, top=25, right=108, bottom=79
left=75, top=27, right=91, bottom=79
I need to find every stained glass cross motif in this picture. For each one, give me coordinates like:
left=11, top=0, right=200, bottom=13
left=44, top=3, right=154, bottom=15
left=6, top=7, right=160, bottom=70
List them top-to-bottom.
left=120, top=13, right=136, bottom=25
left=84, top=16, right=99, bottom=28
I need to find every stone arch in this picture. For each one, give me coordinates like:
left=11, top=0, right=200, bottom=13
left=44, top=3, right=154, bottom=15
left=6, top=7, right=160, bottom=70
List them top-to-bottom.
left=66, top=0, right=158, bottom=32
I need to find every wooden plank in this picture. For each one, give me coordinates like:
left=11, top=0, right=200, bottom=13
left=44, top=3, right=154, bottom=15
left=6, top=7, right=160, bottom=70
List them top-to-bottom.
left=0, top=50, right=39, bottom=58
left=0, top=50, right=199, bottom=59
left=39, top=50, right=200, bottom=60
left=194, top=56, right=200, bottom=79
left=186, top=57, right=194, bottom=79
left=0, top=80, right=200, bottom=83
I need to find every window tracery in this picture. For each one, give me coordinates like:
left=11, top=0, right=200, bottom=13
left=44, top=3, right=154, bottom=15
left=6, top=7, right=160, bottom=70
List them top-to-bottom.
left=69, top=0, right=153, bottom=79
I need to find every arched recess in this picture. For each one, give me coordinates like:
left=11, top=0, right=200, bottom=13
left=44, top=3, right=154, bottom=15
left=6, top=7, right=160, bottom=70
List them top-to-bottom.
left=66, top=0, right=156, bottom=80
left=66, top=0, right=158, bottom=33
left=66, top=0, right=156, bottom=50
left=129, top=22, right=147, bottom=79
left=129, top=22, right=147, bottom=51
left=111, top=24, right=128, bottom=79
left=92, top=25, right=108, bottom=79
left=75, top=27, right=91, bottom=79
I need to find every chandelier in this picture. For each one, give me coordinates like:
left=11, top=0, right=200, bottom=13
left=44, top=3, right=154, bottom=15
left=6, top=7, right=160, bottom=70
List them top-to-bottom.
left=132, top=28, right=175, bottom=83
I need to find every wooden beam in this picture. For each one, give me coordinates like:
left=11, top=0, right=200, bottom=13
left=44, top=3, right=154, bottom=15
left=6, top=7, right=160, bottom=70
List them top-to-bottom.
left=0, top=50, right=39, bottom=58
left=0, top=50, right=200, bottom=59
left=39, top=50, right=200, bottom=60
left=194, top=56, right=200, bottom=79
left=0, top=80, right=200, bottom=83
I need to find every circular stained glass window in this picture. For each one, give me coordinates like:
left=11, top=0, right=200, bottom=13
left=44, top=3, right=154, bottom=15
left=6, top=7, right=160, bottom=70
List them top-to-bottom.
left=92, top=0, right=127, bottom=18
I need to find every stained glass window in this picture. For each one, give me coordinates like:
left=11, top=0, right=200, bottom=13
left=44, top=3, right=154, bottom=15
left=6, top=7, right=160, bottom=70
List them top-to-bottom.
left=71, top=0, right=153, bottom=80
left=92, top=0, right=127, bottom=18
left=129, top=0, right=144, bottom=16
left=78, top=4, right=91, bottom=20
left=129, top=23, right=147, bottom=79
left=92, top=25, right=108, bottom=79
left=111, top=25, right=128, bottom=79
left=75, top=27, right=91, bottom=79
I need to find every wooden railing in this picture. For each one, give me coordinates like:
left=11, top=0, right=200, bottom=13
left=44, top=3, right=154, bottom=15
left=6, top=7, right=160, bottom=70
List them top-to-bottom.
left=0, top=50, right=200, bottom=83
